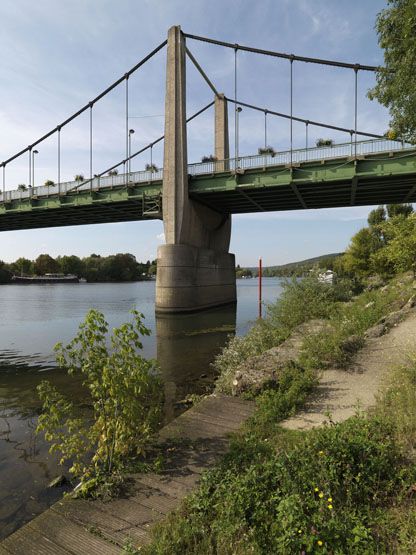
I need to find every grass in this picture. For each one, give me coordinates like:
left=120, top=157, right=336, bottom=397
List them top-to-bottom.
left=125, top=274, right=416, bottom=554
left=215, top=274, right=414, bottom=394
left=137, top=360, right=416, bottom=554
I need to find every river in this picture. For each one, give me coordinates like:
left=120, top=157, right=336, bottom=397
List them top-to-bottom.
left=0, top=278, right=283, bottom=539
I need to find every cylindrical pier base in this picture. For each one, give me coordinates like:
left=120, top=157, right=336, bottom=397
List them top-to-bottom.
left=155, top=244, right=236, bottom=313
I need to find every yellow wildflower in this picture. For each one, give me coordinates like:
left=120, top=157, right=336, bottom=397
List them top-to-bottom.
left=318, top=450, right=324, bottom=456
left=314, top=487, right=319, bottom=492
left=319, top=492, right=324, bottom=498
left=328, top=497, right=332, bottom=502
left=328, top=504, right=333, bottom=510
left=298, top=529, right=302, bottom=534
left=317, top=540, right=323, bottom=546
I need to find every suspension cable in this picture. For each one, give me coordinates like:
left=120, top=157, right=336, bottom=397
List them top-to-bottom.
left=183, top=32, right=381, bottom=71
left=1, top=39, right=167, bottom=168
left=185, top=46, right=219, bottom=97
left=234, top=47, right=238, bottom=161
left=290, top=58, right=293, bottom=164
left=354, top=68, right=358, bottom=158
left=125, top=77, right=129, bottom=176
left=226, top=97, right=384, bottom=139
left=69, top=100, right=215, bottom=191
left=89, top=104, right=93, bottom=190
left=264, top=110, right=267, bottom=148
left=305, top=121, right=309, bottom=160
left=57, top=126, right=61, bottom=195
left=28, top=149, right=31, bottom=188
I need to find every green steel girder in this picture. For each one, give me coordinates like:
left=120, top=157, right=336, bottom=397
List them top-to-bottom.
left=0, top=150, right=415, bottom=232
left=189, top=150, right=416, bottom=213
left=0, top=182, right=162, bottom=231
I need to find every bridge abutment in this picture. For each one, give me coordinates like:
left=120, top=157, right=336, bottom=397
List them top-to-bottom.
left=156, top=26, right=236, bottom=313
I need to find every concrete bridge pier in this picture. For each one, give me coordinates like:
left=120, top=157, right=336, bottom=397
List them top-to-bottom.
left=156, top=26, right=236, bottom=313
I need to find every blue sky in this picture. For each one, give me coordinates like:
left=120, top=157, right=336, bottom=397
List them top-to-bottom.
left=0, top=0, right=390, bottom=266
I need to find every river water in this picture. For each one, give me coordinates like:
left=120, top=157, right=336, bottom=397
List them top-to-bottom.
left=0, top=278, right=283, bottom=539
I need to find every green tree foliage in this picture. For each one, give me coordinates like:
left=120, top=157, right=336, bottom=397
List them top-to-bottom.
left=368, top=0, right=416, bottom=143
left=337, top=203, right=415, bottom=278
left=386, top=203, right=413, bottom=219
left=367, top=206, right=386, bottom=227
left=372, top=214, right=416, bottom=276
left=342, top=228, right=383, bottom=277
left=34, top=254, right=59, bottom=275
left=57, top=255, right=84, bottom=277
left=11, top=257, right=33, bottom=276
left=0, top=261, right=12, bottom=283
left=36, top=310, right=162, bottom=490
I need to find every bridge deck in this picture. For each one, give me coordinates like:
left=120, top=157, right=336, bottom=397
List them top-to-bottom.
left=1, top=139, right=415, bottom=231
left=0, top=394, right=255, bottom=553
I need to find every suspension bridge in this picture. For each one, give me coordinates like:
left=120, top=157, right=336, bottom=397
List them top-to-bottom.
left=1, top=26, right=415, bottom=312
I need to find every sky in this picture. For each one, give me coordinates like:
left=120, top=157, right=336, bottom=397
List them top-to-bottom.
left=0, top=0, right=391, bottom=266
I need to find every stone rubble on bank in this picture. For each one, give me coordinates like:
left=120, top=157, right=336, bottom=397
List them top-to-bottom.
left=231, top=319, right=331, bottom=396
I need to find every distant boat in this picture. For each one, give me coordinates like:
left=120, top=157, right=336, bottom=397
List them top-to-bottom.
left=318, top=270, right=334, bottom=284
left=12, top=273, right=79, bottom=284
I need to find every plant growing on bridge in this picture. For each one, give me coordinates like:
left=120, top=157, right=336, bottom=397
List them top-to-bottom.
left=316, top=138, right=334, bottom=147
left=258, top=146, right=275, bottom=156
left=201, top=154, right=217, bottom=163
left=145, top=163, right=159, bottom=173
left=108, top=169, right=118, bottom=176
left=74, top=174, right=84, bottom=182
left=44, top=179, right=55, bottom=187
left=17, top=184, right=27, bottom=191
left=36, top=309, right=162, bottom=494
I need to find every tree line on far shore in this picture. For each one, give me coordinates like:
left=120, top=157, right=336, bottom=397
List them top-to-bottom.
left=0, top=253, right=157, bottom=284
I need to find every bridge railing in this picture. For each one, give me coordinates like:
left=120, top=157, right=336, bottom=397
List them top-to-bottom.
left=187, top=137, right=408, bottom=176
left=0, top=138, right=410, bottom=203
left=0, top=168, right=163, bottom=203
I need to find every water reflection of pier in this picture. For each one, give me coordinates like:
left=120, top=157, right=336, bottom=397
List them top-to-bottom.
left=156, top=304, right=237, bottom=422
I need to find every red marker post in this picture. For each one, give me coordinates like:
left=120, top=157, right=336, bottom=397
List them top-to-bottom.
left=258, top=257, right=262, bottom=319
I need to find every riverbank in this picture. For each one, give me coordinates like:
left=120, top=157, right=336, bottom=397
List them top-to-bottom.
left=137, top=273, right=416, bottom=554
left=3, top=275, right=416, bottom=552
left=0, top=279, right=282, bottom=539
left=0, top=394, right=256, bottom=553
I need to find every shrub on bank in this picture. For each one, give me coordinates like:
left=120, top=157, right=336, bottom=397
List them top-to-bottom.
left=214, top=277, right=342, bottom=393
left=36, top=309, right=162, bottom=496
left=140, top=362, right=416, bottom=555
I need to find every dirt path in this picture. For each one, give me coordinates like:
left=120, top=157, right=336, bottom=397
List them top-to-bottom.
left=282, top=310, right=416, bottom=430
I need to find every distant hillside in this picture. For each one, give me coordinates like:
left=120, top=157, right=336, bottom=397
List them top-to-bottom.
left=242, top=252, right=343, bottom=277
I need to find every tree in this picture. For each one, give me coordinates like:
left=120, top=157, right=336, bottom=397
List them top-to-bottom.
left=368, top=0, right=416, bottom=143
left=44, top=180, right=55, bottom=187
left=386, top=203, right=413, bottom=219
left=367, top=206, right=386, bottom=227
left=373, top=214, right=416, bottom=275
left=342, top=228, right=383, bottom=276
left=34, top=254, right=59, bottom=275
left=57, top=255, right=84, bottom=277
left=12, top=257, right=34, bottom=276
left=0, top=261, right=12, bottom=283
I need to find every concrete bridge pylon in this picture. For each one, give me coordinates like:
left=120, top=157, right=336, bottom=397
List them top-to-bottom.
left=155, top=25, right=236, bottom=313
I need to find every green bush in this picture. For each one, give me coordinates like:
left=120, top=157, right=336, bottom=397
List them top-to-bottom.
left=214, top=277, right=338, bottom=393
left=37, top=309, right=162, bottom=494
left=143, top=413, right=414, bottom=554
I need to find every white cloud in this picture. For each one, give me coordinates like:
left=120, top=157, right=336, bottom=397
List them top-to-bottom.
left=156, top=232, right=165, bottom=243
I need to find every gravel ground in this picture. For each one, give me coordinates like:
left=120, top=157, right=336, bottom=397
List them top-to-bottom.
left=281, top=309, right=416, bottom=430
